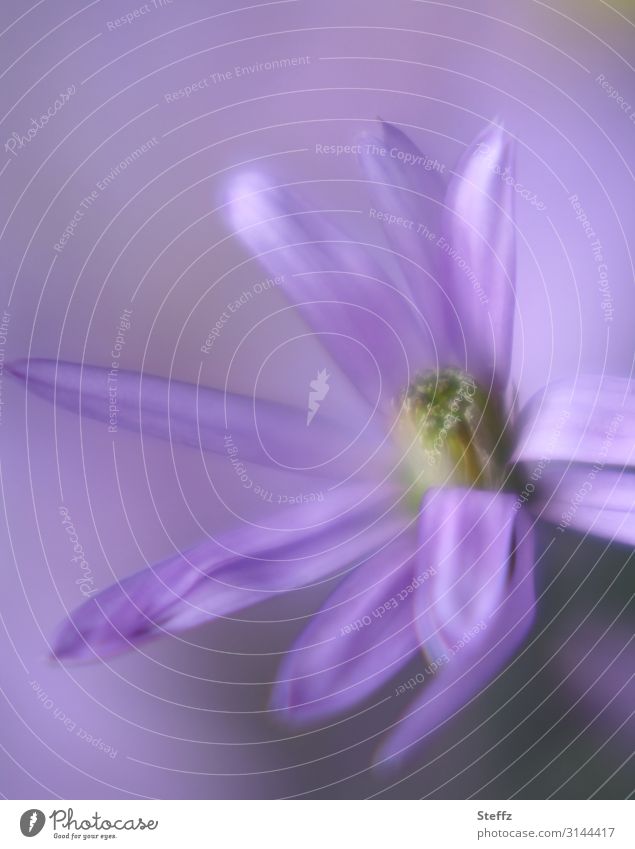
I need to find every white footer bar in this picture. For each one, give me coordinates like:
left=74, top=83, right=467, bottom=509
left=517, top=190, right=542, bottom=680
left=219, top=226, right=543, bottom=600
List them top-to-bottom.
left=0, top=800, right=632, bottom=848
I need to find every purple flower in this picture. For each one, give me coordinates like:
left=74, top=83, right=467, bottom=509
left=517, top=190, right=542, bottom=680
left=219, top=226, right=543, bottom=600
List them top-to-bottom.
left=10, top=122, right=635, bottom=767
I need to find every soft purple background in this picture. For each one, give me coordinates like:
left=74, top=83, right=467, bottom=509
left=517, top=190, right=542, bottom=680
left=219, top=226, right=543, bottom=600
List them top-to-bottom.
left=1, top=0, right=634, bottom=798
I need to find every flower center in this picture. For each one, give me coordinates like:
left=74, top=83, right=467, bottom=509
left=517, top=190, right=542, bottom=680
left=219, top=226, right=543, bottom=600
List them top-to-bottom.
left=395, top=368, right=508, bottom=508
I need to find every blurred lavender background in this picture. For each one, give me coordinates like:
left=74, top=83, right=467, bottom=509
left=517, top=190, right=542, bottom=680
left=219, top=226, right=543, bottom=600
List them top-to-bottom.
left=1, top=0, right=634, bottom=799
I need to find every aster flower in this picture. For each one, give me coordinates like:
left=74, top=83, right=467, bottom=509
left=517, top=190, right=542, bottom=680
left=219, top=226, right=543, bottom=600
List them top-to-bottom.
left=10, top=121, right=635, bottom=768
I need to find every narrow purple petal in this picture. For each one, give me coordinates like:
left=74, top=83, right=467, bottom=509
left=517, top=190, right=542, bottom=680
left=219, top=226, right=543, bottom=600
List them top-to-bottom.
left=356, top=122, right=449, bottom=355
left=357, top=122, right=446, bottom=233
left=440, top=124, right=516, bottom=392
left=225, top=172, right=430, bottom=406
left=9, top=358, right=386, bottom=477
left=515, top=375, right=635, bottom=469
left=52, top=487, right=407, bottom=660
left=375, top=489, right=535, bottom=767
left=272, top=529, right=420, bottom=723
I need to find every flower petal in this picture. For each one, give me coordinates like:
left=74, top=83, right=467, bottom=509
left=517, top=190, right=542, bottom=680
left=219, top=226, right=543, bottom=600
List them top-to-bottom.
left=356, top=122, right=448, bottom=344
left=440, top=124, right=516, bottom=392
left=225, top=172, right=429, bottom=405
left=9, top=358, right=383, bottom=477
left=515, top=375, right=635, bottom=469
left=531, top=466, right=635, bottom=545
left=52, top=487, right=406, bottom=660
left=376, top=488, right=535, bottom=767
left=272, top=528, right=421, bottom=724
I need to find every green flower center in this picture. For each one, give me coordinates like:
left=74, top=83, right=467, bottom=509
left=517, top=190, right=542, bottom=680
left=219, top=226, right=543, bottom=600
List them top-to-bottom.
left=395, top=368, right=509, bottom=508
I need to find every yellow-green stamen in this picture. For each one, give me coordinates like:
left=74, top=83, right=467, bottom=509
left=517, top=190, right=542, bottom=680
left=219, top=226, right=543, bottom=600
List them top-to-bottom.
left=395, top=368, right=508, bottom=508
